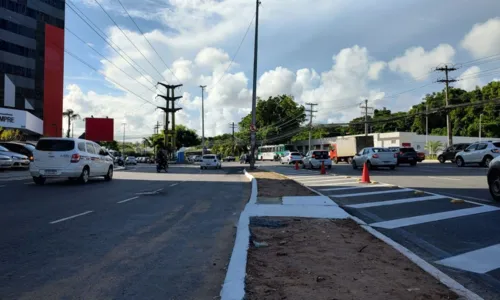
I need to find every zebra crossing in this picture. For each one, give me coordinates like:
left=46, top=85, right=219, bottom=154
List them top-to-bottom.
left=266, top=166, right=500, bottom=299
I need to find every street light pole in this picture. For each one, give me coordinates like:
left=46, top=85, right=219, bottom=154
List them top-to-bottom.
left=249, top=0, right=261, bottom=170
left=200, top=85, right=206, bottom=154
left=479, top=113, right=483, bottom=142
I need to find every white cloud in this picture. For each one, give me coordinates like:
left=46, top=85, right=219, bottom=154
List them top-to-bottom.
left=461, top=18, right=500, bottom=58
left=388, top=44, right=455, bottom=80
left=195, top=47, right=230, bottom=69
left=368, top=61, right=387, bottom=80
left=456, top=66, right=482, bottom=91
left=257, top=67, right=296, bottom=99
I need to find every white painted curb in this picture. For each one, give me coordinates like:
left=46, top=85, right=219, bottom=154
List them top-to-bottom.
left=243, top=169, right=257, bottom=205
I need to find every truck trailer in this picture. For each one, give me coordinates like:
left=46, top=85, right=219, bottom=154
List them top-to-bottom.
left=329, top=136, right=374, bottom=164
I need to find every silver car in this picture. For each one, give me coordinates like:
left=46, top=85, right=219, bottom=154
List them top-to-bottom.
left=0, top=145, right=30, bottom=167
left=352, top=147, right=397, bottom=170
left=302, top=150, right=332, bottom=169
left=281, top=151, right=302, bottom=164
left=0, top=154, right=13, bottom=169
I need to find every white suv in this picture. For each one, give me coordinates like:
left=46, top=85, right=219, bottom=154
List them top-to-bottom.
left=30, top=138, right=114, bottom=185
left=455, top=141, right=500, bottom=167
left=302, top=150, right=332, bottom=169
left=201, top=154, right=221, bottom=169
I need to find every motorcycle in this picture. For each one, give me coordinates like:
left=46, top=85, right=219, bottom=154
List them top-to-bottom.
left=115, top=157, right=124, bottom=166
left=156, top=161, right=168, bottom=173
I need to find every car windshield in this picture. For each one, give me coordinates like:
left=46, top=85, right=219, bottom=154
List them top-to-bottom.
left=493, top=142, right=500, bottom=148
left=23, top=144, right=35, bottom=151
left=0, top=145, right=9, bottom=152
left=399, top=147, right=416, bottom=153
left=373, top=148, right=390, bottom=152
left=290, top=152, right=300, bottom=156
left=203, top=155, right=215, bottom=159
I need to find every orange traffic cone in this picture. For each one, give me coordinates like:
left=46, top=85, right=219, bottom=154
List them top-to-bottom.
left=295, top=161, right=299, bottom=170
left=320, top=161, right=326, bottom=175
left=360, top=162, right=371, bottom=183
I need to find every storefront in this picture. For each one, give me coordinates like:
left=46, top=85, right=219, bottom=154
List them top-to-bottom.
left=0, top=107, right=43, bottom=135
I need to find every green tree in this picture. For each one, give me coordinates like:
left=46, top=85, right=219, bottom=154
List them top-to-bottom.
left=62, top=109, right=80, bottom=138
left=175, top=125, right=200, bottom=149
left=100, top=140, right=120, bottom=151
left=425, top=140, right=443, bottom=155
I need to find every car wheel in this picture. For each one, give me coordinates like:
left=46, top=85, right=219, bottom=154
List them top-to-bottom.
left=438, top=155, right=445, bottom=163
left=483, top=156, right=493, bottom=168
left=456, top=157, right=464, bottom=167
left=352, top=160, right=357, bottom=170
left=302, top=162, right=306, bottom=169
left=104, top=166, right=113, bottom=181
left=79, top=167, right=90, bottom=184
left=488, top=170, right=500, bottom=201
left=33, top=176, right=46, bottom=185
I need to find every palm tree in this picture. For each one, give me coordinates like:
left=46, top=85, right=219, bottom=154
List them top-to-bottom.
left=62, top=109, right=80, bottom=138
left=425, top=140, right=443, bottom=155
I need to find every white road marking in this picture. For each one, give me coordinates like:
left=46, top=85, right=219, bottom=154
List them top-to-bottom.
left=427, top=176, right=461, bottom=181
left=298, top=179, right=357, bottom=185
left=308, top=181, right=362, bottom=187
left=170, top=183, right=178, bottom=187
left=320, top=183, right=392, bottom=192
left=329, top=188, right=412, bottom=198
left=433, top=192, right=493, bottom=203
left=346, top=195, right=446, bottom=209
left=117, top=196, right=139, bottom=204
left=370, top=205, right=500, bottom=229
left=49, top=211, right=94, bottom=224
left=436, top=243, right=500, bottom=274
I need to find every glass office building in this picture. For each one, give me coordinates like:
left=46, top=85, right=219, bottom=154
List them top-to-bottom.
left=0, top=0, right=65, bottom=136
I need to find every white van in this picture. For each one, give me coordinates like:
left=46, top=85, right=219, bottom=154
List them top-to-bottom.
left=30, top=138, right=114, bottom=185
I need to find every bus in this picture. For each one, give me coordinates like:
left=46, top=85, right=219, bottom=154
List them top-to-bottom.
left=257, top=144, right=298, bottom=161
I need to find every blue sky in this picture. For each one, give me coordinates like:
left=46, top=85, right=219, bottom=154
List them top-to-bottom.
left=62, top=0, right=500, bottom=140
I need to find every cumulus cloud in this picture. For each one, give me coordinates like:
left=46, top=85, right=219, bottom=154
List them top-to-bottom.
left=461, top=18, right=500, bottom=58
left=388, top=44, right=455, bottom=80
left=456, top=66, right=482, bottom=91
left=257, top=67, right=296, bottom=99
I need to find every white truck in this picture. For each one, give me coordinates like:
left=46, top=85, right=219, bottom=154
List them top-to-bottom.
left=330, top=136, right=374, bottom=164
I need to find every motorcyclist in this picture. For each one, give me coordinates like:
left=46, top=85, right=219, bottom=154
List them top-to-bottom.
left=156, top=146, right=168, bottom=171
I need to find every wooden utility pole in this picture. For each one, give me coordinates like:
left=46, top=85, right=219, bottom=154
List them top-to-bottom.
left=249, top=0, right=261, bottom=170
left=436, top=65, right=458, bottom=146
left=156, top=83, right=183, bottom=157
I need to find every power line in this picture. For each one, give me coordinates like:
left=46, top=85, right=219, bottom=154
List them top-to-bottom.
left=66, top=0, right=157, bottom=87
left=92, top=0, right=166, bottom=82
left=115, top=0, right=181, bottom=84
left=209, top=13, right=256, bottom=91
left=65, top=27, right=156, bottom=93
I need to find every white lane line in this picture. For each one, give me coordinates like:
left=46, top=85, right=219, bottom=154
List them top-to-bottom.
left=427, top=176, right=461, bottom=181
left=298, top=179, right=357, bottom=185
left=308, top=181, right=362, bottom=187
left=170, top=183, right=178, bottom=187
left=320, top=183, right=392, bottom=192
left=329, top=188, right=412, bottom=198
left=433, top=192, right=493, bottom=203
left=346, top=195, right=446, bottom=209
left=117, top=196, right=139, bottom=204
left=370, top=205, right=500, bottom=229
left=49, top=211, right=94, bottom=224
left=436, top=243, right=500, bottom=274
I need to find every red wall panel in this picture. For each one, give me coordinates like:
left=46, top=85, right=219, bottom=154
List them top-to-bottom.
left=43, top=24, right=64, bottom=137
left=85, top=118, right=114, bottom=142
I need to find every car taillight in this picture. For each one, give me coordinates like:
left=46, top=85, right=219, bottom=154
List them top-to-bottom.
left=492, top=149, right=500, bottom=153
left=71, top=153, right=81, bottom=163
left=394, top=153, right=398, bottom=158
left=372, top=154, right=379, bottom=158
left=312, top=155, right=316, bottom=158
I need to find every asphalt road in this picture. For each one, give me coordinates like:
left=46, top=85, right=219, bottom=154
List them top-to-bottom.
left=0, top=163, right=249, bottom=300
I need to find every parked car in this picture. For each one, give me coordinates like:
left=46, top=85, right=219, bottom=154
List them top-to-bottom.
left=29, top=138, right=114, bottom=185
left=0, top=141, right=35, bottom=162
left=455, top=141, right=500, bottom=167
left=437, top=143, right=470, bottom=163
left=0, top=145, right=30, bottom=167
left=352, top=147, right=397, bottom=170
left=393, top=147, right=418, bottom=166
left=302, top=150, right=332, bottom=169
left=280, top=151, right=302, bottom=165
left=0, top=154, right=13, bottom=170
left=201, top=154, right=221, bottom=169
left=125, top=156, right=138, bottom=165
left=223, top=156, right=236, bottom=162
left=487, top=156, right=500, bottom=201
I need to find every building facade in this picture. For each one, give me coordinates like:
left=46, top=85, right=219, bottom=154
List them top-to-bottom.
left=0, top=0, right=65, bottom=136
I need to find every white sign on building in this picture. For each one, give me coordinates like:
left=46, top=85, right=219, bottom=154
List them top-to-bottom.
left=0, top=107, right=43, bottom=135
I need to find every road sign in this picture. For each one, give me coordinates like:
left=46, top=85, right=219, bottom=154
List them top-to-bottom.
left=250, top=124, right=257, bottom=132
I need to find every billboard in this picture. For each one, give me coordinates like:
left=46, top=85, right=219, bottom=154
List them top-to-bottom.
left=43, top=24, right=65, bottom=137
left=85, top=118, right=114, bottom=142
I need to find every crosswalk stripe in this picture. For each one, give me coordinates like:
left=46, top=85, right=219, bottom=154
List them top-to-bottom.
left=307, top=181, right=362, bottom=187
left=320, top=183, right=392, bottom=192
left=329, top=188, right=412, bottom=198
left=345, top=195, right=446, bottom=209
left=370, top=205, right=500, bottom=229
left=435, top=243, right=500, bottom=274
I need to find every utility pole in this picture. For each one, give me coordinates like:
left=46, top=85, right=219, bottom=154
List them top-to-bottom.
left=249, top=0, right=261, bottom=170
left=436, top=64, right=458, bottom=147
left=156, top=83, right=183, bottom=157
left=200, top=85, right=207, bottom=154
left=360, top=99, right=373, bottom=136
left=305, top=103, right=318, bottom=152
left=426, top=103, right=429, bottom=150
left=479, top=113, right=483, bottom=142
left=154, top=121, right=160, bottom=135
left=122, top=122, right=126, bottom=155
left=230, top=122, right=237, bottom=156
